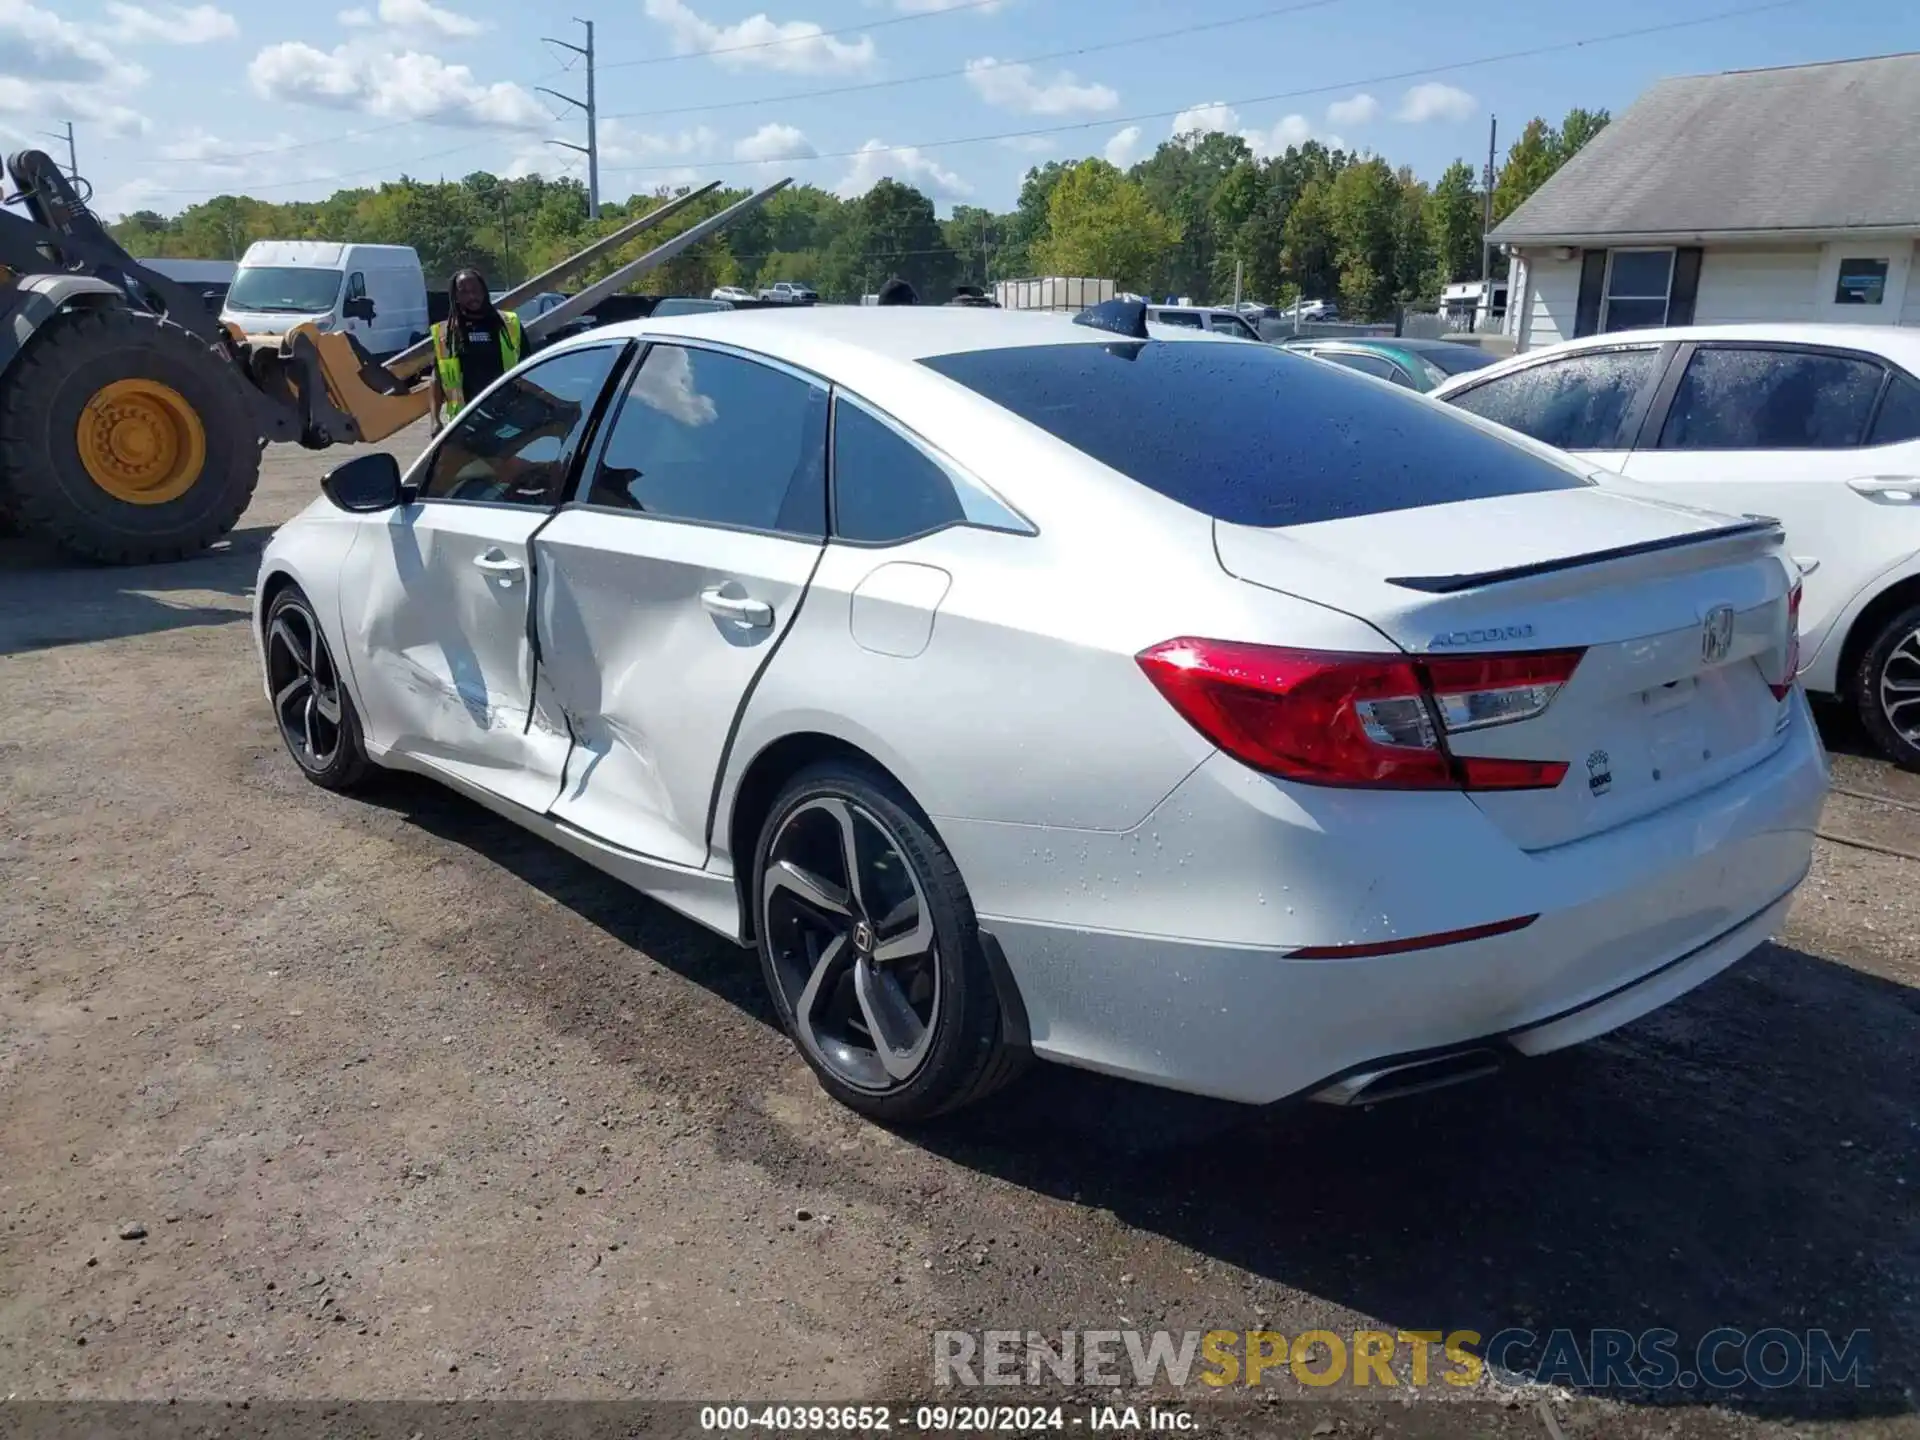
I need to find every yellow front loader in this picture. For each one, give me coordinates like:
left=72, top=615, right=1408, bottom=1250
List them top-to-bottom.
left=0, top=148, right=785, bottom=565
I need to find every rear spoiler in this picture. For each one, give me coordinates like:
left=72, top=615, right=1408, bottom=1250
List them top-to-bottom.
left=1386, top=517, right=1784, bottom=594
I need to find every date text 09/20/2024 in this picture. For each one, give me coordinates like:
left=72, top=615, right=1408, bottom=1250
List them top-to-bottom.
left=699, top=1406, right=1187, bottom=1432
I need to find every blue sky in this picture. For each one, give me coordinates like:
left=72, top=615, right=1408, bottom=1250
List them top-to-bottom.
left=5, top=0, right=1911, bottom=219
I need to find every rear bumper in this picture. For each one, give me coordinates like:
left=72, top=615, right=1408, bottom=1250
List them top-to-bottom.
left=956, top=691, right=1827, bottom=1106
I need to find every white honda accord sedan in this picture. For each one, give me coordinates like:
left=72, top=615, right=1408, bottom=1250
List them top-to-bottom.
left=254, top=304, right=1828, bottom=1121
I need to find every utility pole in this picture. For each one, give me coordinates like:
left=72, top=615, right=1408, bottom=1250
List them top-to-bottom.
left=540, top=18, right=600, bottom=221
left=1479, top=114, right=1498, bottom=289
left=39, top=121, right=77, bottom=180
left=1233, top=257, right=1244, bottom=309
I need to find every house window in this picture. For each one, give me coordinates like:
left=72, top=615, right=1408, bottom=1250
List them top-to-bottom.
left=1601, top=249, right=1673, bottom=332
left=1835, top=258, right=1889, bottom=305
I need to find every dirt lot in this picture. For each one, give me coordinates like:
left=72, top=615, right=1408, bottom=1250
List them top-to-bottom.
left=2, top=430, right=1917, bottom=1438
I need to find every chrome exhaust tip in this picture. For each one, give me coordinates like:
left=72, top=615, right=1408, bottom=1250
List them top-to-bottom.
left=1311, top=1048, right=1506, bottom=1106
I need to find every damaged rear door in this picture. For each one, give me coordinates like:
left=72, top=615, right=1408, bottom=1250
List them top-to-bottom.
left=534, top=340, right=830, bottom=868
left=341, top=342, right=630, bottom=812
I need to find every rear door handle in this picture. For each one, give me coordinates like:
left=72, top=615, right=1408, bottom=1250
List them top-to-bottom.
left=473, top=549, right=524, bottom=583
left=700, top=586, right=774, bottom=628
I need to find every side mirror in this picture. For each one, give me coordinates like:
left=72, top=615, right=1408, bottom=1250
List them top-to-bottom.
left=343, top=295, right=377, bottom=322
left=321, top=452, right=407, bottom=513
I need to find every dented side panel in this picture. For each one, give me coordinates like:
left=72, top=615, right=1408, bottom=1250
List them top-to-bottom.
left=340, top=502, right=573, bottom=813
left=534, top=508, right=824, bottom=868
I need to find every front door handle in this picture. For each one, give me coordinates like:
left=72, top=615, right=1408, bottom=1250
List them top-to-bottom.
left=473, top=549, right=524, bottom=584
left=700, top=586, right=774, bottom=629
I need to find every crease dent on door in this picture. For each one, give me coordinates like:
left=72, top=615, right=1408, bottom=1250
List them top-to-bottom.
left=537, top=526, right=825, bottom=868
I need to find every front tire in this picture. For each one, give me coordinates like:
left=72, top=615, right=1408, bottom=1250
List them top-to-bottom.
left=264, top=586, right=372, bottom=792
left=1853, top=602, right=1920, bottom=772
left=752, top=762, right=1018, bottom=1122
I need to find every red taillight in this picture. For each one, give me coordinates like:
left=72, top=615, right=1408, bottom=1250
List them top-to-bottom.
left=1769, top=581, right=1803, bottom=702
left=1136, top=638, right=1583, bottom=791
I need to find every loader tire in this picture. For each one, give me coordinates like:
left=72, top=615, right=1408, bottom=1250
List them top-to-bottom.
left=0, top=305, right=261, bottom=565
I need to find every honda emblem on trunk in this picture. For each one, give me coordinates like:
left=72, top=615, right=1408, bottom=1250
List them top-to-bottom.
left=1701, top=605, right=1735, bottom=665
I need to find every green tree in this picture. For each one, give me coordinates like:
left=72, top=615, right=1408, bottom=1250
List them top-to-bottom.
left=1556, top=107, right=1611, bottom=161
left=1493, top=108, right=1611, bottom=225
left=1327, top=158, right=1400, bottom=319
left=1031, top=159, right=1180, bottom=291
left=1426, top=159, right=1482, bottom=287
left=999, top=160, right=1071, bottom=277
left=1391, top=168, right=1435, bottom=307
left=1282, top=178, right=1338, bottom=304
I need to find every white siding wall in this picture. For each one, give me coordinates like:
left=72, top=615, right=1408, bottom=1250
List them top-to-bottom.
left=1518, top=241, right=1920, bottom=350
left=1692, top=246, right=1824, bottom=323
left=1520, top=254, right=1581, bottom=349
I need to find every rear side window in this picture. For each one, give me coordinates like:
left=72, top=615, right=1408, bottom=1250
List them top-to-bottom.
left=1154, top=311, right=1203, bottom=329
left=919, top=340, right=1587, bottom=529
left=586, top=344, right=828, bottom=537
left=1659, top=346, right=1884, bottom=450
left=1448, top=349, right=1658, bottom=450
left=1321, top=350, right=1400, bottom=381
left=1870, top=370, right=1920, bottom=445
left=832, top=398, right=965, bottom=543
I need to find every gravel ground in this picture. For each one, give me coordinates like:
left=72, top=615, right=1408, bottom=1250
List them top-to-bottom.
left=2, top=430, right=1916, bottom=1439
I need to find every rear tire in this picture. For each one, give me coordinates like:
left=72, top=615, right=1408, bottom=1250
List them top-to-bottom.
left=0, top=305, right=261, bottom=564
left=1853, top=601, right=1920, bottom=772
left=752, top=761, right=1020, bottom=1123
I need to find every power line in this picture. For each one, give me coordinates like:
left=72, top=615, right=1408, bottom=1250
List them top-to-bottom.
left=115, top=0, right=1009, bottom=167
left=122, top=0, right=1805, bottom=204
left=596, top=0, right=1009, bottom=72
left=599, top=0, right=1813, bottom=177
left=601, top=0, right=1350, bottom=123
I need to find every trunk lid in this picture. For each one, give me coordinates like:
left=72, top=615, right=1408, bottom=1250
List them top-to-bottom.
left=1215, top=487, right=1799, bottom=850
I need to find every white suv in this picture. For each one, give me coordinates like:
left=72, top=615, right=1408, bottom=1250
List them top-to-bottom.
left=1434, top=325, right=1920, bottom=768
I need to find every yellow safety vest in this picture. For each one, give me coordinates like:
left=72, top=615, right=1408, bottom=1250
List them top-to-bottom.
left=432, top=311, right=524, bottom=417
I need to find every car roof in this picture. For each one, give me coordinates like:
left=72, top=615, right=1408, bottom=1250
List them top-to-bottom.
left=578, top=305, right=1242, bottom=368
left=1430, top=322, right=1920, bottom=394
left=1498, top=322, right=1920, bottom=364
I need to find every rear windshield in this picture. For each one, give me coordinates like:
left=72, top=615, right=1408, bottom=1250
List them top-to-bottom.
left=919, top=341, right=1587, bottom=529
left=1418, top=344, right=1501, bottom=377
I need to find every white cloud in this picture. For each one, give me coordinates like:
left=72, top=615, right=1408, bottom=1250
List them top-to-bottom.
left=0, top=0, right=143, bottom=85
left=339, top=0, right=485, bottom=38
left=643, top=0, right=875, bottom=74
left=0, top=2, right=148, bottom=140
left=103, top=3, right=238, bottom=43
left=247, top=41, right=546, bottom=129
left=963, top=57, right=1115, bottom=116
left=0, top=75, right=147, bottom=136
left=1396, top=82, right=1476, bottom=123
left=1326, top=92, right=1377, bottom=127
left=1171, top=100, right=1343, bottom=158
left=1171, top=101, right=1237, bottom=139
left=600, top=118, right=717, bottom=163
left=734, top=121, right=817, bottom=162
left=1103, top=123, right=1142, bottom=168
left=156, top=127, right=299, bottom=171
left=835, top=139, right=970, bottom=200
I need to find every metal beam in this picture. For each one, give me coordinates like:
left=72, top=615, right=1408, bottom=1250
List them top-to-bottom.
left=525, top=177, right=792, bottom=342
left=383, top=181, right=722, bottom=377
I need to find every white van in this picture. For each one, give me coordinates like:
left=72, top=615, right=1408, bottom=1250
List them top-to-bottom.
left=222, top=242, right=428, bottom=359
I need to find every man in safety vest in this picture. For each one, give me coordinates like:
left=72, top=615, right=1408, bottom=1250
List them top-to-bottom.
left=429, top=268, right=524, bottom=428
